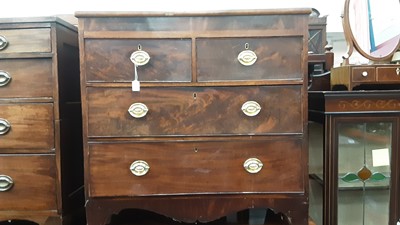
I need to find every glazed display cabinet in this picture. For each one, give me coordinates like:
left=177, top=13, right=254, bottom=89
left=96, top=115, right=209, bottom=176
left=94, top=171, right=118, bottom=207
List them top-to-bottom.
left=308, top=90, right=400, bottom=225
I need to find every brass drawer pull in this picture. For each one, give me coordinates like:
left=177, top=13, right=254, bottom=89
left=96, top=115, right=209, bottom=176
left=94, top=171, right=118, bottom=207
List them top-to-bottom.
left=0, top=35, right=8, bottom=50
left=238, top=43, right=257, bottom=66
left=130, top=44, right=150, bottom=92
left=130, top=45, right=150, bottom=66
left=396, top=68, right=399, bottom=76
left=0, top=71, right=12, bottom=87
left=361, top=71, right=368, bottom=77
left=241, top=101, right=261, bottom=117
left=128, top=103, right=148, bottom=119
left=0, top=118, right=11, bottom=135
left=243, top=158, right=263, bottom=174
left=130, top=160, right=150, bottom=176
left=0, top=175, right=14, bottom=192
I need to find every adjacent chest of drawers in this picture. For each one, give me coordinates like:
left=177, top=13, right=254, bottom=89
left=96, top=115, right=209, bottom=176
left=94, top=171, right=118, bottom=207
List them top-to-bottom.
left=76, top=9, right=310, bottom=225
left=0, top=18, right=83, bottom=225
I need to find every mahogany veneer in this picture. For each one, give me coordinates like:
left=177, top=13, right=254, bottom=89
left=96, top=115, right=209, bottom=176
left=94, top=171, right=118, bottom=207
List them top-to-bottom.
left=76, top=9, right=310, bottom=225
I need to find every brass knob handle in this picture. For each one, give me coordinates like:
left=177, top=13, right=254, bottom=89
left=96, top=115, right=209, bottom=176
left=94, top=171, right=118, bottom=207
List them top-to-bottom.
left=0, top=35, right=8, bottom=51
left=238, top=43, right=257, bottom=66
left=0, top=71, right=12, bottom=87
left=362, top=71, right=368, bottom=77
left=241, top=101, right=261, bottom=117
left=128, top=103, right=148, bottom=118
left=0, top=118, right=11, bottom=135
left=243, top=158, right=263, bottom=174
left=130, top=160, right=150, bottom=176
left=0, top=175, right=14, bottom=192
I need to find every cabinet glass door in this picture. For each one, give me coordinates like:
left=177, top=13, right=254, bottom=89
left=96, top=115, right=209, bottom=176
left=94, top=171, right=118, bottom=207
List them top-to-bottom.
left=337, top=122, right=392, bottom=225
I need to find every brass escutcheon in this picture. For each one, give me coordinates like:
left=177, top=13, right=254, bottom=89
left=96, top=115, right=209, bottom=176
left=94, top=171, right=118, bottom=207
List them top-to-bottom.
left=0, top=35, right=8, bottom=50
left=238, top=43, right=257, bottom=66
left=130, top=44, right=150, bottom=66
left=0, top=71, right=12, bottom=87
left=241, top=101, right=261, bottom=117
left=128, top=103, right=148, bottom=118
left=0, top=118, right=11, bottom=135
left=243, top=158, right=263, bottom=174
left=130, top=160, right=150, bottom=176
left=0, top=175, right=14, bottom=192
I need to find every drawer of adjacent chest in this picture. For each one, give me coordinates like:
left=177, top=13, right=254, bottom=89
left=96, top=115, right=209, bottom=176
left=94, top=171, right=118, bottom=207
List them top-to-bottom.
left=0, top=28, right=51, bottom=54
left=196, top=37, right=303, bottom=81
left=84, top=39, right=192, bottom=82
left=0, top=59, right=53, bottom=98
left=87, top=85, right=303, bottom=137
left=0, top=103, right=54, bottom=152
left=88, top=139, right=304, bottom=197
left=0, top=154, right=57, bottom=210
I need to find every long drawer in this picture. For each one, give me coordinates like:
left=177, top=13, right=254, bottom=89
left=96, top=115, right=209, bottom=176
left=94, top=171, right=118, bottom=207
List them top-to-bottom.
left=0, top=59, right=53, bottom=98
left=87, top=85, right=303, bottom=137
left=0, top=103, right=54, bottom=151
left=88, top=139, right=304, bottom=197
left=0, top=154, right=57, bottom=210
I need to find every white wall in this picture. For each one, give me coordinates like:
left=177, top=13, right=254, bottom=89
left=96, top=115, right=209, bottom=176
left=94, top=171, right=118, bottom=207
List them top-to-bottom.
left=3, top=0, right=346, bottom=32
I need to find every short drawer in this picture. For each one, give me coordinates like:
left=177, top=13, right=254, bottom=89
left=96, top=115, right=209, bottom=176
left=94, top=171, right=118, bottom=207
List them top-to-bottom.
left=0, top=28, right=51, bottom=54
left=196, top=37, right=303, bottom=81
left=84, top=39, right=192, bottom=82
left=0, top=59, right=53, bottom=98
left=376, top=66, right=400, bottom=82
left=351, top=67, right=375, bottom=82
left=87, top=85, right=303, bottom=137
left=0, top=103, right=54, bottom=151
left=88, top=139, right=304, bottom=197
left=0, top=154, right=57, bottom=210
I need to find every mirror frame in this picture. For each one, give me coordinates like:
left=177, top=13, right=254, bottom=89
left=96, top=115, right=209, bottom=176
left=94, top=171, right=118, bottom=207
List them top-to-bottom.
left=342, top=0, right=400, bottom=63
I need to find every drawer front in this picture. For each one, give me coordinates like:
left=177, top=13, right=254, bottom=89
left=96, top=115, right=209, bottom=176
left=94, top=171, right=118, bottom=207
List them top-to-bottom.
left=0, top=28, right=51, bottom=54
left=197, top=37, right=303, bottom=81
left=84, top=39, right=192, bottom=82
left=0, top=59, right=53, bottom=98
left=376, top=66, right=400, bottom=82
left=351, top=67, right=375, bottom=82
left=87, top=85, right=302, bottom=137
left=0, top=103, right=54, bottom=151
left=88, top=139, right=304, bottom=197
left=0, top=154, right=57, bottom=210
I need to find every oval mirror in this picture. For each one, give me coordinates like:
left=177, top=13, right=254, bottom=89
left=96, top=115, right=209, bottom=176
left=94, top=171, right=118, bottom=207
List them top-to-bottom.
left=343, top=0, right=400, bottom=62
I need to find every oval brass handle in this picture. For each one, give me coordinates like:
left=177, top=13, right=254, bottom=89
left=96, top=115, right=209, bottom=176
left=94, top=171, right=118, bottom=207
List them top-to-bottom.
left=0, top=35, right=8, bottom=50
left=238, top=43, right=257, bottom=66
left=130, top=45, right=150, bottom=66
left=0, top=71, right=12, bottom=87
left=241, top=101, right=261, bottom=117
left=128, top=103, right=148, bottom=119
left=0, top=118, right=11, bottom=135
left=243, top=158, right=263, bottom=174
left=130, top=160, right=150, bottom=176
left=0, top=175, right=14, bottom=192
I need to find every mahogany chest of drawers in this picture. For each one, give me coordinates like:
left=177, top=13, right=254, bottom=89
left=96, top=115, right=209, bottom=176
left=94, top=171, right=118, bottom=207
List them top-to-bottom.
left=76, top=9, right=310, bottom=225
left=0, top=18, right=83, bottom=224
